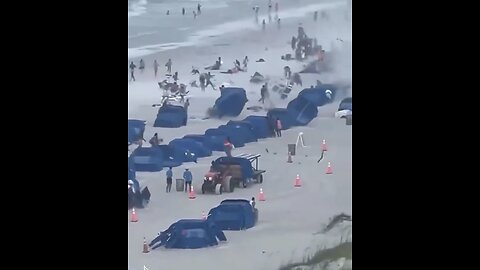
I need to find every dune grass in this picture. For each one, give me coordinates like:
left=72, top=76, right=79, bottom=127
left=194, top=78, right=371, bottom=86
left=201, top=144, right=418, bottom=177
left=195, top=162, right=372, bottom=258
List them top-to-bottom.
left=279, top=241, right=352, bottom=270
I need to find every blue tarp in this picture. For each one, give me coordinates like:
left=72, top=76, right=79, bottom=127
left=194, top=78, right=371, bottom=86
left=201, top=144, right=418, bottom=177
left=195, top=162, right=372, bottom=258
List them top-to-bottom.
left=298, top=84, right=337, bottom=107
left=212, top=87, right=248, bottom=118
left=286, top=96, right=318, bottom=126
left=339, top=97, right=352, bottom=111
left=153, top=105, right=188, bottom=128
left=267, top=108, right=296, bottom=130
left=242, top=115, right=272, bottom=138
left=128, top=119, right=146, bottom=145
left=226, top=121, right=258, bottom=142
left=205, top=128, right=246, bottom=148
left=169, top=138, right=212, bottom=158
left=155, top=145, right=196, bottom=166
left=131, top=147, right=164, bottom=172
left=212, top=157, right=254, bottom=179
left=208, top=199, right=257, bottom=230
left=149, top=219, right=227, bottom=249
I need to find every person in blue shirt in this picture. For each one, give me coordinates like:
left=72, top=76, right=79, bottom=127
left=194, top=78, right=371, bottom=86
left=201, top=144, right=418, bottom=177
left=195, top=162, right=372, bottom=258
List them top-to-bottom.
left=166, top=167, right=173, bottom=193
left=183, top=168, right=193, bottom=192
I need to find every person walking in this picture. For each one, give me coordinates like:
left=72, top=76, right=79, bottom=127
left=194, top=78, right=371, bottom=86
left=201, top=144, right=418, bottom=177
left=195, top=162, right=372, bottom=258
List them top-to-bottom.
left=129, top=61, right=136, bottom=81
left=275, top=117, right=282, bottom=137
left=165, top=167, right=173, bottom=193
left=183, top=168, right=193, bottom=192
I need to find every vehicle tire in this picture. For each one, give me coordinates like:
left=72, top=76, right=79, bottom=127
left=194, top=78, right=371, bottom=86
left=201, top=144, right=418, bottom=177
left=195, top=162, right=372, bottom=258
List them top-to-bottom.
left=223, top=176, right=232, bottom=193
left=215, top=183, right=222, bottom=195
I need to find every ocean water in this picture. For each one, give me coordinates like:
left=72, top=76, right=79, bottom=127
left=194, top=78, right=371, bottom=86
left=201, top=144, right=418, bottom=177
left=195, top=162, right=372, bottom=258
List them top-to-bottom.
left=128, top=0, right=347, bottom=59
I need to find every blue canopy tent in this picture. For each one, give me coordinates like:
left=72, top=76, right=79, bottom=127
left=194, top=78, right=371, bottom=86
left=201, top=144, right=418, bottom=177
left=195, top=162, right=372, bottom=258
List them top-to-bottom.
left=298, top=84, right=337, bottom=107
left=211, top=87, right=248, bottom=118
left=286, top=96, right=318, bottom=126
left=338, top=97, right=352, bottom=111
left=153, top=105, right=188, bottom=128
left=267, top=108, right=296, bottom=130
left=242, top=115, right=272, bottom=138
left=128, top=119, right=146, bottom=145
left=226, top=121, right=258, bottom=142
left=218, top=124, right=253, bottom=144
left=205, top=128, right=246, bottom=148
left=182, top=134, right=216, bottom=151
left=201, top=134, right=229, bottom=152
left=169, top=138, right=212, bottom=158
left=155, top=145, right=196, bottom=166
left=130, top=147, right=164, bottom=172
left=208, top=199, right=257, bottom=230
left=149, top=219, right=227, bottom=249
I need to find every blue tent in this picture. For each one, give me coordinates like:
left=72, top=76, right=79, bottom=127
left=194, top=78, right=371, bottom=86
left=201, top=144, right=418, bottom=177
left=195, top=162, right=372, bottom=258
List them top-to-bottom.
left=298, top=84, right=337, bottom=107
left=212, top=87, right=248, bottom=118
left=286, top=96, right=318, bottom=126
left=338, top=97, right=352, bottom=111
left=153, top=105, right=188, bottom=128
left=267, top=108, right=296, bottom=130
left=242, top=115, right=272, bottom=138
left=128, top=119, right=146, bottom=145
left=226, top=121, right=258, bottom=142
left=218, top=124, right=253, bottom=144
left=205, top=128, right=246, bottom=148
left=182, top=134, right=217, bottom=151
left=202, top=134, right=229, bottom=152
left=169, top=138, right=212, bottom=158
left=155, top=145, right=195, bottom=166
left=130, top=147, right=164, bottom=172
left=208, top=199, right=258, bottom=230
left=149, top=219, right=227, bottom=249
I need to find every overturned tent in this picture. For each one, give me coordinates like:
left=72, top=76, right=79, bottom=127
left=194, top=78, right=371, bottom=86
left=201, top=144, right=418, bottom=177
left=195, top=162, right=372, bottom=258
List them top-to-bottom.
left=298, top=85, right=337, bottom=107
left=211, top=87, right=248, bottom=118
left=287, top=96, right=318, bottom=126
left=338, top=97, right=352, bottom=111
left=153, top=105, right=187, bottom=128
left=267, top=108, right=296, bottom=130
left=242, top=115, right=272, bottom=138
left=128, top=119, right=146, bottom=145
left=226, top=121, right=258, bottom=142
left=205, top=128, right=245, bottom=148
left=169, top=138, right=212, bottom=158
left=156, top=145, right=196, bottom=165
left=130, top=147, right=164, bottom=172
left=208, top=199, right=258, bottom=231
left=149, top=219, right=227, bottom=249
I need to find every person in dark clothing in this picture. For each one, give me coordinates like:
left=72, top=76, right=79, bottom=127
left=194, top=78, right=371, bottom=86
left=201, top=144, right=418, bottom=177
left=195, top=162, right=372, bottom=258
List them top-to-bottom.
left=197, top=3, right=201, bottom=13
left=182, top=8, right=185, bottom=15
left=166, top=10, right=170, bottom=15
left=262, top=19, right=266, bottom=31
left=291, top=36, right=297, bottom=51
left=243, top=56, right=249, bottom=69
left=139, top=59, right=145, bottom=73
left=165, top=59, right=172, bottom=73
left=153, top=60, right=160, bottom=77
left=129, top=61, right=136, bottom=81
left=284, top=66, right=291, bottom=79
left=173, top=71, right=179, bottom=82
left=205, top=72, right=216, bottom=90
left=199, top=73, right=206, bottom=91
left=258, top=84, right=268, bottom=104
left=275, top=117, right=282, bottom=137
left=149, top=133, right=161, bottom=146
left=166, top=167, right=173, bottom=193
left=183, top=168, right=193, bottom=192
left=250, top=197, right=256, bottom=209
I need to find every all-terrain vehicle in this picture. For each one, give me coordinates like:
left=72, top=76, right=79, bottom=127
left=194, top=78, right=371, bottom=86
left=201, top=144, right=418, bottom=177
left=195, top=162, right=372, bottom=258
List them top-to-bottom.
left=202, top=153, right=266, bottom=195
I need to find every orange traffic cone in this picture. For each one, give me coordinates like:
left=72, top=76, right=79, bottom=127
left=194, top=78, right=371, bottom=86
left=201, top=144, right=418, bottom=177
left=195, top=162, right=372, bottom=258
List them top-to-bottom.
left=321, top=139, right=328, bottom=151
left=287, top=152, right=293, bottom=163
left=325, top=162, right=333, bottom=174
left=294, top=174, right=302, bottom=187
left=188, top=185, right=196, bottom=199
left=258, top=188, right=265, bottom=201
left=131, top=208, right=138, bottom=222
left=202, top=211, right=207, bottom=220
left=143, top=237, right=149, bottom=253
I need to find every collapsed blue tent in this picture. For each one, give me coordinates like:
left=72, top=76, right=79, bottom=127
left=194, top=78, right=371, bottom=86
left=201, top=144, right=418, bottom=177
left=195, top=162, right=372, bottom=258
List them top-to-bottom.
left=298, top=84, right=337, bottom=107
left=212, top=87, right=248, bottom=118
left=287, top=96, right=318, bottom=126
left=339, top=97, right=352, bottom=111
left=153, top=105, right=188, bottom=128
left=267, top=108, right=295, bottom=130
left=242, top=115, right=272, bottom=138
left=128, top=119, right=146, bottom=145
left=226, top=121, right=258, bottom=142
left=205, top=128, right=246, bottom=148
left=169, top=138, right=212, bottom=158
left=155, top=145, right=196, bottom=166
left=131, top=147, right=164, bottom=172
left=208, top=199, right=258, bottom=230
left=149, top=219, right=227, bottom=249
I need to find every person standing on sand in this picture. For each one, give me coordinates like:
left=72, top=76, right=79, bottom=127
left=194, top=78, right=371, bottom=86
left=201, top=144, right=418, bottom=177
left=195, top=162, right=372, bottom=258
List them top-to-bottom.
left=197, top=3, right=201, bottom=14
left=182, top=8, right=185, bottom=16
left=166, top=10, right=170, bottom=15
left=277, top=18, right=281, bottom=29
left=262, top=19, right=266, bottom=31
left=291, top=36, right=297, bottom=51
left=243, top=56, right=249, bottom=69
left=139, top=59, right=145, bottom=73
left=165, top=59, right=172, bottom=73
left=153, top=60, right=160, bottom=77
left=129, top=61, right=136, bottom=81
left=173, top=71, right=179, bottom=82
left=205, top=72, right=216, bottom=90
left=275, top=118, right=282, bottom=137
left=223, top=137, right=234, bottom=157
left=165, top=167, right=173, bottom=193
left=183, top=168, right=193, bottom=192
